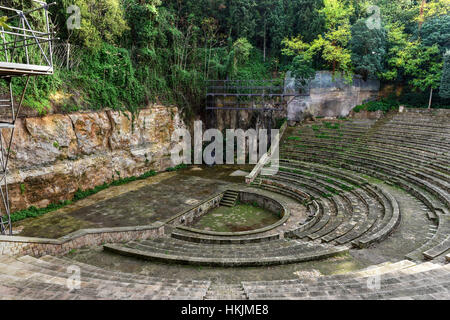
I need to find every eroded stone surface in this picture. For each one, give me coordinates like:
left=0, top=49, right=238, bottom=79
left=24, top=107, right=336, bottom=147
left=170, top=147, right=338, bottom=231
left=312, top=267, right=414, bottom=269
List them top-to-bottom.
left=5, top=105, right=186, bottom=211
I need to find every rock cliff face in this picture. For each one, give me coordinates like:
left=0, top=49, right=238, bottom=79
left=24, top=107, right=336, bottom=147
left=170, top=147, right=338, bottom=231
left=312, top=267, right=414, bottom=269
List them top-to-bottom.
left=208, top=71, right=381, bottom=128
left=286, top=71, right=380, bottom=124
left=5, top=106, right=186, bottom=211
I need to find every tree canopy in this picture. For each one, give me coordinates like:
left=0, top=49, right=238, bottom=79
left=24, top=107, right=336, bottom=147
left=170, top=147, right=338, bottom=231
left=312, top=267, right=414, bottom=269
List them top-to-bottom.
left=0, top=0, right=448, bottom=114
left=441, top=52, right=450, bottom=99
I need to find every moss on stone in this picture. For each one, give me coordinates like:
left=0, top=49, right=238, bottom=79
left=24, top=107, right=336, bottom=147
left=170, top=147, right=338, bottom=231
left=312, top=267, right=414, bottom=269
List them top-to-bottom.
left=193, top=204, right=280, bottom=233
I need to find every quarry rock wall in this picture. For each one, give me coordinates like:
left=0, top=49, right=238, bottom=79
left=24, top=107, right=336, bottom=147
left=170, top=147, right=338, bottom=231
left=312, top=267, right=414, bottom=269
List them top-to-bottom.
left=209, top=71, right=380, bottom=129
left=286, top=71, right=380, bottom=124
left=5, top=105, right=186, bottom=211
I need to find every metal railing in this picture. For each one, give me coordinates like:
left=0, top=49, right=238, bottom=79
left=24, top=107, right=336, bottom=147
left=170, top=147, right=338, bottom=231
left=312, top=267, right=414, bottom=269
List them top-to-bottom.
left=205, top=79, right=310, bottom=111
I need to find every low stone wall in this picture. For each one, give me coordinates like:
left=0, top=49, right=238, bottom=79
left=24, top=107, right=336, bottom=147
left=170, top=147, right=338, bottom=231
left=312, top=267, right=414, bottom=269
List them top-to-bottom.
left=4, top=105, right=186, bottom=211
left=177, top=190, right=290, bottom=237
left=240, top=192, right=284, bottom=218
left=167, top=193, right=224, bottom=226
left=0, top=223, right=165, bottom=257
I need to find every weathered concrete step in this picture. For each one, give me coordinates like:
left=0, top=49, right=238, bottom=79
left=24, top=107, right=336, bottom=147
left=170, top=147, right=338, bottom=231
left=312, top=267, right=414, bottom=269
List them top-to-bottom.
left=283, top=147, right=450, bottom=210
left=220, top=190, right=239, bottom=207
left=406, top=214, right=450, bottom=261
left=171, top=228, right=280, bottom=244
left=146, top=237, right=292, bottom=251
left=127, top=238, right=339, bottom=258
left=103, top=242, right=348, bottom=267
left=39, top=255, right=209, bottom=287
left=0, top=256, right=211, bottom=300
left=17, top=256, right=208, bottom=292
left=0, top=258, right=209, bottom=297
left=242, top=260, right=417, bottom=290
left=244, top=263, right=449, bottom=299
left=205, top=284, right=247, bottom=300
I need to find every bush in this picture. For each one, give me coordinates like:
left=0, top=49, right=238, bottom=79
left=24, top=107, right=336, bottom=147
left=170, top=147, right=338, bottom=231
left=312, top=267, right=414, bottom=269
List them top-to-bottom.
left=353, top=99, right=400, bottom=113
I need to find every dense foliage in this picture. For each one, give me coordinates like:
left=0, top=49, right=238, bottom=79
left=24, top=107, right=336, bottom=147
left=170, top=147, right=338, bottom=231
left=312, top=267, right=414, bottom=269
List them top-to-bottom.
left=1, top=0, right=449, bottom=116
left=441, top=52, right=450, bottom=99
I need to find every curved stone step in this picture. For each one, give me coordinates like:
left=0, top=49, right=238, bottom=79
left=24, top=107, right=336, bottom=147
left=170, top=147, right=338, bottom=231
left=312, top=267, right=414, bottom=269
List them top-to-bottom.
left=354, top=185, right=401, bottom=248
left=406, top=210, right=450, bottom=261
left=171, top=228, right=280, bottom=244
left=103, top=239, right=348, bottom=267
left=243, top=263, right=450, bottom=300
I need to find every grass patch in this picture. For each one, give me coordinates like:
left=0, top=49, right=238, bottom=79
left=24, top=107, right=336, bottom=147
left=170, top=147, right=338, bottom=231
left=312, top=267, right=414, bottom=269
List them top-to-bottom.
left=323, top=122, right=341, bottom=130
left=315, top=134, right=333, bottom=139
left=166, top=164, right=188, bottom=172
left=325, top=186, right=340, bottom=195
left=194, top=203, right=279, bottom=233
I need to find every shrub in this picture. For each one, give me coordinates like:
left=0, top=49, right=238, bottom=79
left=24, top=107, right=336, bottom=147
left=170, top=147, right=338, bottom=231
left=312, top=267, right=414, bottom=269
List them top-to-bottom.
left=353, top=99, right=400, bottom=113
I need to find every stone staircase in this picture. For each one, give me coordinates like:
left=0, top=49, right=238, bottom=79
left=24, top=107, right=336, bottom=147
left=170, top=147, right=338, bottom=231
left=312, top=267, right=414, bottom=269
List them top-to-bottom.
left=259, top=111, right=450, bottom=262
left=220, top=190, right=239, bottom=207
left=0, top=254, right=448, bottom=300
left=0, top=255, right=211, bottom=300
left=242, top=260, right=450, bottom=300
left=204, top=284, right=248, bottom=300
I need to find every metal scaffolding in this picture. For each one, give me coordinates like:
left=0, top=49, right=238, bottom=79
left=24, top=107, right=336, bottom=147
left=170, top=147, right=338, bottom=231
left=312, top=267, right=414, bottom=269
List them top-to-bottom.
left=0, top=1, right=55, bottom=235
left=205, top=78, right=309, bottom=147
left=205, top=79, right=309, bottom=111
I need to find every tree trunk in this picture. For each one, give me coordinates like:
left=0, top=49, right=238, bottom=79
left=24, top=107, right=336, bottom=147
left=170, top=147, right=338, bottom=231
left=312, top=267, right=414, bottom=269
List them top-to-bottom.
left=419, top=0, right=426, bottom=31
left=263, top=19, right=267, bottom=63
left=428, top=88, right=433, bottom=110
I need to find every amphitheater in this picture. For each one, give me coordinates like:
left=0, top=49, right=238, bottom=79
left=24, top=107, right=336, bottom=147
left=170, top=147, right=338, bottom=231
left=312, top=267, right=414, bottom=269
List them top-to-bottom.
left=0, top=108, right=448, bottom=300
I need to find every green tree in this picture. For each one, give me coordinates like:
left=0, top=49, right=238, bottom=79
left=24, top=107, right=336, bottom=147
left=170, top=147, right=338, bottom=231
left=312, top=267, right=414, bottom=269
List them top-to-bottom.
left=58, top=0, right=129, bottom=51
left=282, top=0, right=354, bottom=78
left=286, top=0, right=325, bottom=43
left=315, top=0, right=354, bottom=76
left=319, top=0, right=354, bottom=30
left=374, top=0, right=418, bottom=34
left=420, top=0, right=450, bottom=20
left=420, top=15, right=450, bottom=53
left=0, top=16, right=8, bottom=29
left=350, top=19, right=387, bottom=80
left=381, top=23, right=409, bottom=81
left=229, top=38, right=253, bottom=76
left=402, top=42, right=444, bottom=108
left=440, top=51, right=450, bottom=99
left=290, top=53, right=316, bottom=84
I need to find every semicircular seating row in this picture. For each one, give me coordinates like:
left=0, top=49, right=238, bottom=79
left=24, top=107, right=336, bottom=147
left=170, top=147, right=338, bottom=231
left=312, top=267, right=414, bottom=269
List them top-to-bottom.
left=100, top=110, right=449, bottom=266
left=254, top=110, right=450, bottom=262
left=0, top=254, right=448, bottom=300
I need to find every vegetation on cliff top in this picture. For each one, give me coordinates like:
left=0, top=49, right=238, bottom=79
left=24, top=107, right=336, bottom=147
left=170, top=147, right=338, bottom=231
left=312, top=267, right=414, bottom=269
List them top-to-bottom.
left=1, top=0, right=449, bottom=116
